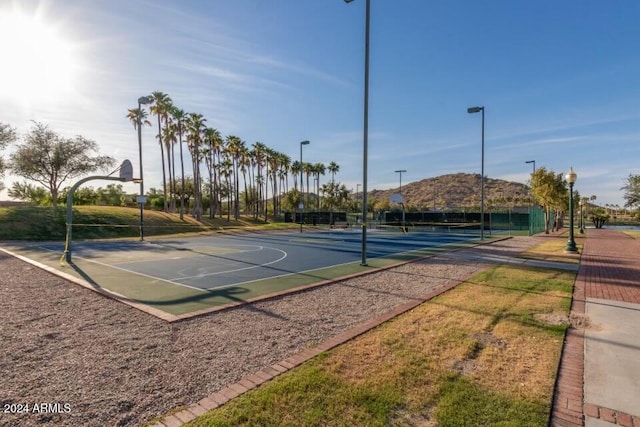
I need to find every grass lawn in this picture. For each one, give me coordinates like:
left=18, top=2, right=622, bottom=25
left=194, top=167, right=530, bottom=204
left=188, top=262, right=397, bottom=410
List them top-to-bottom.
left=623, top=230, right=640, bottom=238
left=519, top=236, right=583, bottom=264
left=184, top=259, right=575, bottom=426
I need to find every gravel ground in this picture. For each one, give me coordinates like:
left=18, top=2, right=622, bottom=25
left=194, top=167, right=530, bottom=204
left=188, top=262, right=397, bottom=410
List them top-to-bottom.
left=0, top=237, right=539, bottom=427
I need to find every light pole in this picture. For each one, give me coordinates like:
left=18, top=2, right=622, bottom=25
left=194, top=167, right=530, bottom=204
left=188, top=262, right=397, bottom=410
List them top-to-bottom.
left=345, top=0, right=370, bottom=266
left=137, top=96, right=152, bottom=241
left=467, top=105, right=485, bottom=240
left=299, top=140, right=310, bottom=232
left=525, top=160, right=536, bottom=174
left=564, top=167, right=578, bottom=253
left=395, top=169, right=407, bottom=230
left=433, top=179, right=437, bottom=211
left=579, top=198, right=585, bottom=234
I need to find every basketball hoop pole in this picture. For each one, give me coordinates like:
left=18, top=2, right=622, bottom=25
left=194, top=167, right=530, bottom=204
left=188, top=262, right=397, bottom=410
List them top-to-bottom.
left=61, top=160, right=134, bottom=265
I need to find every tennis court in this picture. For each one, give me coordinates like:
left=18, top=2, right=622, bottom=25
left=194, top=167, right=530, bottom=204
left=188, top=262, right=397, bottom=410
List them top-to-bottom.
left=2, top=227, right=487, bottom=320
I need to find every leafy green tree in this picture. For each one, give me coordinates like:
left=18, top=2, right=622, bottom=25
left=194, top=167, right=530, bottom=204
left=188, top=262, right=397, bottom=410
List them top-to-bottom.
left=9, top=122, right=115, bottom=206
left=0, top=123, right=17, bottom=191
left=530, top=167, right=567, bottom=234
left=7, top=181, right=49, bottom=205
left=97, top=184, right=126, bottom=206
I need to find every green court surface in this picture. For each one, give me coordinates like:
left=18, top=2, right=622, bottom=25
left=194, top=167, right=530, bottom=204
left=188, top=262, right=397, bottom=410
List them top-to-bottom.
left=1, top=229, right=494, bottom=320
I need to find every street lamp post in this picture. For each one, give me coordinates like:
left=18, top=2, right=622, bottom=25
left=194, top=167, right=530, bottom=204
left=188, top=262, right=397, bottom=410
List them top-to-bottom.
left=345, top=0, right=370, bottom=266
left=137, top=96, right=152, bottom=241
left=467, top=106, right=485, bottom=240
left=299, top=140, right=310, bottom=232
left=525, top=160, right=536, bottom=174
left=564, top=167, right=578, bottom=253
left=395, top=169, right=406, bottom=230
left=579, top=198, right=585, bottom=234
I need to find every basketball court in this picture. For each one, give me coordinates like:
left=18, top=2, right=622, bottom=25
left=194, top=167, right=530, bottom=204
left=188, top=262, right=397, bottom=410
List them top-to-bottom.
left=1, top=227, right=490, bottom=320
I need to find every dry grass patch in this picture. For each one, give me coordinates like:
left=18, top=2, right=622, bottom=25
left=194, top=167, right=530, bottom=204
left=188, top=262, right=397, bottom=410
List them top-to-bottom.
left=519, top=238, right=582, bottom=263
left=186, top=264, right=575, bottom=427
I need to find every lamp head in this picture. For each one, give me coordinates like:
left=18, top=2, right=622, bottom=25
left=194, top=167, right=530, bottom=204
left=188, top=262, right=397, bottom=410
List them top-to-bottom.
left=138, top=96, right=152, bottom=105
left=467, top=106, right=483, bottom=114
left=300, top=140, right=310, bottom=145
left=565, top=167, right=577, bottom=184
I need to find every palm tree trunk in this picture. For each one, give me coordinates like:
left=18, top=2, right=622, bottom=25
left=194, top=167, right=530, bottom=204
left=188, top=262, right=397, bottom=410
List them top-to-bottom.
left=157, top=116, right=168, bottom=212
left=179, top=134, right=185, bottom=220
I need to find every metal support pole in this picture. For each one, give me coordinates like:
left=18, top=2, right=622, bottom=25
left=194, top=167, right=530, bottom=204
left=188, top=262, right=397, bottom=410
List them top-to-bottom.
left=361, top=0, right=370, bottom=265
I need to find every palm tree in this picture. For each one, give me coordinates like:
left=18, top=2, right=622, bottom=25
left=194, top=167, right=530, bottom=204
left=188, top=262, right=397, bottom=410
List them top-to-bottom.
left=149, top=91, right=173, bottom=212
left=126, top=107, right=151, bottom=192
left=170, top=107, right=187, bottom=219
left=185, top=112, right=206, bottom=220
left=203, top=127, right=222, bottom=218
left=225, top=135, right=244, bottom=220
left=252, top=142, right=267, bottom=219
left=277, top=153, right=292, bottom=215
left=219, top=157, right=233, bottom=221
left=291, top=160, right=302, bottom=191
left=328, top=161, right=340, bottom=183
left=303, top=162, right=313, bottom=209
left=313, top=162, right=326, bottom=210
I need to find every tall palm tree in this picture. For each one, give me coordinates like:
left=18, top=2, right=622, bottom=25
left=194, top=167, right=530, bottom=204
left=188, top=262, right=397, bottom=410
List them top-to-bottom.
left=149, top=91, right=173, bottom=212
left=126, top=107, right=151, bottom=190
left=170, top=107, right=187, bottom=219
left=185, top=112, right=206, bottom=220
left=203, top=127, right=222, bottom=218
left=224, top=135, right=244, bottom=220
left=252, top=142, right=267, bottom=218
left=238, top=144, right=251, bottom=215
left=278, top=153, right=292, bottom=215
left=219, top=157, right=233, bottom=221
left=291, top=160, right=302, bottom=191
left=328, top=161, right=340, bottom=183
left=303, top=162, right=313, bottom=209
left=313, top=162, right=326, bottom=211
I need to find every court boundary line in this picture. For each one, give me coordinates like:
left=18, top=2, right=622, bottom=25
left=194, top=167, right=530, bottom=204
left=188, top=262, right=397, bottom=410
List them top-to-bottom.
left=0, top=246, right=180, bottom=322
left=36, top=246, right=207, bottom=293
left=169, top=246, right=288, bottom=282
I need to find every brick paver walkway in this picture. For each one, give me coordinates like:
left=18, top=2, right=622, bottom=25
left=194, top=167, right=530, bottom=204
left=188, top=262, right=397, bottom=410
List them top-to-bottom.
left=551, top=229, right=640, bottom=427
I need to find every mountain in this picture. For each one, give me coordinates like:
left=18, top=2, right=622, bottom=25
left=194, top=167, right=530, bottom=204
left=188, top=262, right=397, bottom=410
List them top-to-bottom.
left=367, top=173, right=532, bottom=210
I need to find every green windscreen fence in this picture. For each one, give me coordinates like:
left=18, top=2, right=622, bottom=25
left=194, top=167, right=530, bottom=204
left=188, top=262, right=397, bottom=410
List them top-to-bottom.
left=529, top=206, right=553, bottom=235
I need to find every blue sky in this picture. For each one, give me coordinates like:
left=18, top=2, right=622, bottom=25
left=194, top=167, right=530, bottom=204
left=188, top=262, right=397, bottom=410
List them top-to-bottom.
left=1, top=0, right=639, bottom=207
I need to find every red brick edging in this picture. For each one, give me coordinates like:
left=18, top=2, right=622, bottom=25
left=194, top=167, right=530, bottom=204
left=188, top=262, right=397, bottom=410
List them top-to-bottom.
left=549, top=250, right=586, bottom=426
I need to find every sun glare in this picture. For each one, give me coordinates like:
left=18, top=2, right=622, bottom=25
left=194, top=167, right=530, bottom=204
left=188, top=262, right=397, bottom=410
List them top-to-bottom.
left=0, top=8, right=80, bottom=105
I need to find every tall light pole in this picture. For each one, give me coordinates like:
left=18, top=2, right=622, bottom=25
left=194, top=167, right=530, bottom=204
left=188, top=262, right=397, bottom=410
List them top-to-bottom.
left=345, top=0, right=370, bottom=265
left=137, top=96, right=152, bottom=241
left=467, top=106, right=485, bottom=240
left=299, top=140, right=310, bottom=233
left=526, top=160, right=536, bottom=174
left=564, top=167, right=578, bottom=253
left=395, top=169, right=407, bottom=230
left=579, top=198, right=585, bottom=234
